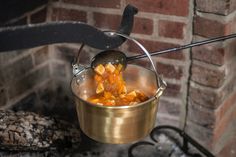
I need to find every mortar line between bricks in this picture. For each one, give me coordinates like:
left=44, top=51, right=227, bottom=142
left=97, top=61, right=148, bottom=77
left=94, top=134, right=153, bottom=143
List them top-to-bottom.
left=46, top=1, right=53, bottom=22
left=51, top=2, right=189, bottom=22
left=51, top=2, right=122, bottom=14
left=196, top=9, right=236, bottom=23
left=131, top=33, right=186, bottom=45
left=1, top=47, right=47, bottom=67
left=194, top=54, right=236, bottom=70
left=155, top=57, right=187, bottom=66
left=192, top=59, right=225, bottom=70
left=4, top=62, right=51, bottom=90
left=190, top=70, right=236, bottom=93
left=1, top=79, right=51, bottom=110
left=188, top=91, right=236, bottom=117
left=188, top=95, right=217, bottom=111
left=160, top=97, right=182, bottom=104
left=214, top=100, right=236, bottom=125
left=157, top=113, right=180, bottom=120
left=186, top=120, right=214, bottom=133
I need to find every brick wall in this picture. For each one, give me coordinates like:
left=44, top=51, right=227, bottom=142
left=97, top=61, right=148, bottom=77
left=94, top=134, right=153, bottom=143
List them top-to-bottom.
left=1, top=0, right=236, bottom=155
left=186, top=0, right=236, bottom=155
left=1, top=2, right=78, bottom=120
left=0, top=3, right=49, bottom=107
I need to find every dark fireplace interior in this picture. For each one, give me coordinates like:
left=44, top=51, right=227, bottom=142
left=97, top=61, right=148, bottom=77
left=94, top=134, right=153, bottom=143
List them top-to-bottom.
left=1, top=0, right=236, bottom=157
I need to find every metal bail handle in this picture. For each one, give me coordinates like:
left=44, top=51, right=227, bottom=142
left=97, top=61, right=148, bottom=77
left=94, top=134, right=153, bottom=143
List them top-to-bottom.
left=105, top=31, right=167, bottom=95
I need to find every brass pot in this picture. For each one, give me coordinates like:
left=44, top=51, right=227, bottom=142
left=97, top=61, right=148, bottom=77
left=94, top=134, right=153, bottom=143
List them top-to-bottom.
left=71, top=32, right=166, bottom=144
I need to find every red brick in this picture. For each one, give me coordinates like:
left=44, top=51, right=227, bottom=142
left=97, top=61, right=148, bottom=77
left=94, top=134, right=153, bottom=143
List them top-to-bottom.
left=63, top=0, right=121, bottom=8
left=126, top=0, right=189, bottom=17
left=196, top=0, right=232, bottom=15
left=229, top=1, right=236, bottom=14
left=30, top=8, right=47, bottom=24
left=52, top=8, right=87, bottom=22
left=94, top=12, right=153, bottom=35
left=93, top=13, right=121, bottom=30
left=194, top=16, right=226, bottom=38
left=133, top=17, right=153, bottom=35
left=225, top=17, right=236, bottom=35
left=158, top=20, right=185, bottom=39
left=192, top=31, right=236, bottom=66
left=224, top=38, right=236, bottom=62
left=127, top=39, right=185, bottom=60
left=192, top=43, right=225, bottom=66
left=156, top=62, right=183, bottom=79
left=191, top=63, right=225, bottom=88
left=190, top=74, right=236, bottom=110
left=162, top=83, right=181, bottom=97
left=189, top=85, right=221, bottom=109
left=215, top=92, right=236, bottom=130
left=158, top=99, right=180, bottom=116
left=188, top=99, right=215, bottom=129
left=214, top=102, right=236, bottom=145
left=186, top=121, right=213, bottom=150
left=217, top=136, right=236, bottom=157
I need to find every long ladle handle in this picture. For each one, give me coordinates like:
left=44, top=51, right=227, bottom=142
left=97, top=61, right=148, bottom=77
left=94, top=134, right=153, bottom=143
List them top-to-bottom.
left=127, top=33, right=236, bottom=61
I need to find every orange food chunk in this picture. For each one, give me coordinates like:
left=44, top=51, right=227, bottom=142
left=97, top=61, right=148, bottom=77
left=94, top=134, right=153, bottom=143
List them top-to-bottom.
left=87, top=63, right=149, bottom=106
left=105, top=63, right=116, bottom=73
left=94, top=64, right=105, bottom=75
left=117, top=64, right=123, bottom=72
left=94, top=74, right=103, bottom=82
left=96, top=82, right=104, bottom=94
left=127, top=91, right=137, bottom=97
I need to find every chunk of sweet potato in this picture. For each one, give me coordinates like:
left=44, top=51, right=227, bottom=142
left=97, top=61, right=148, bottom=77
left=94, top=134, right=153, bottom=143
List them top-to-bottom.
left=105, top=63, right=115, bottom=73
left=94, top=64, right=105, bottom=75
left=96, top=83, right=104, bottom=94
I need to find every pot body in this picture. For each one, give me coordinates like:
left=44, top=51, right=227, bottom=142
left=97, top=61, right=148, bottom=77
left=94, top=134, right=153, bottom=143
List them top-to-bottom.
left=71, top=64, right=160, bottom=144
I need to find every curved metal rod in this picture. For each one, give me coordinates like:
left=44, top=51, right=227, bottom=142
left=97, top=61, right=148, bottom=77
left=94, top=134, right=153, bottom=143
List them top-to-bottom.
left=0, top=4, right=138, bottom=52
left=106, top=31, right=167, bottom=94
left=150, top=125, right=215, bottom=157
left=128, top=141, right=155, bottom=157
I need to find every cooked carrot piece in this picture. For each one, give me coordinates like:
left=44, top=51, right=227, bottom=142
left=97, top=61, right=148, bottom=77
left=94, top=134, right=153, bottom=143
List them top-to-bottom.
left=88, top=63, right=148, bottom=106
left=105, top=63, right=116, bottom=73
left=94, top=64, right=105, bottom=75
left=94, top=74, right=103, bottom=82
left=96, top=83, right=104, bottom=94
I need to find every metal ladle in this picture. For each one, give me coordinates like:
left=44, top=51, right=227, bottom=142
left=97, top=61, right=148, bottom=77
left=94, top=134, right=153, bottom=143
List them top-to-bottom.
left=90, top=32, right=236, bottom=70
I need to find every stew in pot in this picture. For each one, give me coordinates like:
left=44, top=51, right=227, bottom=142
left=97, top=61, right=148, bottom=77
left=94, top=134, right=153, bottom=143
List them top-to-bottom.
left=87, top=63, right=149, bottom=106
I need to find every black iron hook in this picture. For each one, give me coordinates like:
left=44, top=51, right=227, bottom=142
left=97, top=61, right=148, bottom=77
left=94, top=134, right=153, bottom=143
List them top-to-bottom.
left=0, top=4, right=138, bottom=52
